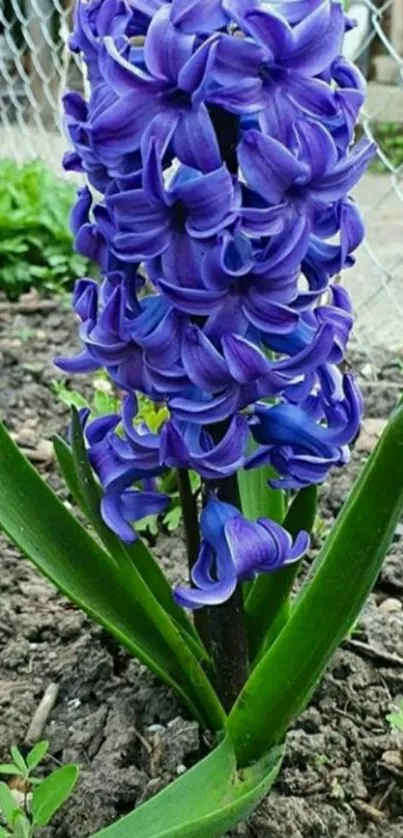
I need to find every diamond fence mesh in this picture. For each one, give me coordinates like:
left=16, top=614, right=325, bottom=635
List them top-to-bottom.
left=0, top=0, right=402, bottom=353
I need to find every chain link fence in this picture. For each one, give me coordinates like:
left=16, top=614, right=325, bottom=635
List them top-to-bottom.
left=0, top=0, right=402, bottom=352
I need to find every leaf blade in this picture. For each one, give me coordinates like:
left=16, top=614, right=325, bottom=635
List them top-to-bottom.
left=229, top=406, right=403, bottom=766
left=0, top=423, right=207, bottom=716
left=245, top=486, right=317, bottom=659
left=93, top=738, right=283, bottom=838
left=27, top=741, right=49, bottom=771
left=32, top=765, right=79, bottom=827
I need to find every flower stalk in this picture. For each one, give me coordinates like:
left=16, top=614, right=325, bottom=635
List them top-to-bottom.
left=176, top=468, right=211, bottom=652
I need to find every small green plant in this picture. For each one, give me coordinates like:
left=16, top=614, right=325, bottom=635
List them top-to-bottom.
left=370, top=123, right=403, bottom=173
left=0, top=159, right=93, bottom=300
left=386, top=700, right=403, bottom=732
left=0, top=742, right=78, bottom=836
left=312, top=753, right=331, bottom=767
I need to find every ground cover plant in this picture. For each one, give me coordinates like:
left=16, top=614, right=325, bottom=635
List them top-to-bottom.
left=0, top=160, right=91, bottom=300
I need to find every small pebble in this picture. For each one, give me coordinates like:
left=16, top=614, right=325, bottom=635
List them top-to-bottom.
left=16, top=428, right=37, bottom=448
left=36, top=439, right=54, bottom=460
left=379, top=598, right=402, bottom=614
left=147, top=724, right=165, bottom=734
left=382, top=750, right=403, bottom=768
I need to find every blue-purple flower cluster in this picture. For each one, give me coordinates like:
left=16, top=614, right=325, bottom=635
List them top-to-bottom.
left=59, top=0, right=375, bottom=607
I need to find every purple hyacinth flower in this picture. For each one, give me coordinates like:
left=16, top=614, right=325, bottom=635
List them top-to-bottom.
left=211, top=0, right=343, bottom=126
left=96, top=5, right=223, bottom=172
left=238, top=121, right=376, bottom=231
left=108, top=144, right=239, bottom=267
left=247, top=373, right=363, bottom=488
left=81, top=401, right=169, bottom=543
left=160, top=414, right=249, bottom=479
left=174, top=498, right=309, bottom=608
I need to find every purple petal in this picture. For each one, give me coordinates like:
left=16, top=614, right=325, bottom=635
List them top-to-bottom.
left=171, top=0, right=229, bottom=33
left=267, top=0, right=324, bottom=24
left=287, top=1, right=345, bottom=76
left=144, top=4, right=195, bottom=82
left=243, top=8, right=293, bottom=58
left=213, top=34, right=263, bottom=85
left=178, top=36, right=218, bottom=103
left=101, top=37, right=163, bottom=95
left=286, top=74, right=337, bottom=120
left=208, top=79, right=266, bottom=114
left=173, top=106, right=222, bottom=173
left=294, top=120, right=338, bottom=182
left=238, top=130, right=309, bottom=205
left=143, top=138, right=170, bottom=207
left=310, top=138, right=376, bottom=202
left=178, top=166, right=236, bottom=237
left=70, top=187, right=92, bottom=235
left=113, top=227, right=171, bottom=261
left=158, top=276, right=226, bottom=314
left=244, top=291, right=299, bottom=333
left=273, top=322, right=335, bottom=375
left=182, top=325, right=230, bottom=391
left=222, top=334, right=271, bottom=383
left=55, top=350, right=101, bottom=374
left=169, top=386, right=241, bottom=424
left=86, top=414, right=120, bottom=446
left=192, top=415, right=249, bottom=477
left=160, top=420, right=189, bottom=468
left=102, top=488, right=168, bottom=543
left=224, top=516, right=278, bottom=578
left=174, top=573, right=236, bottom=608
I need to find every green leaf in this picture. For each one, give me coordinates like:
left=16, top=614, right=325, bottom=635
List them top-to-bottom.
left=51, top=381, right=89, bottom=411
left=228, top=406, right=403, bottom=766
left=68, top=411, right=223, bottom=728
left=67, top=413, right=206, bottom=654
left=0, top=422, right=222, bottom=730
left=238, top=462, right=284, bottom=524
left=245, top=486, right=317, bottom=660
left=163, top=505, right=182, bottom=532
left=386, top=711, right=403, bottom=731
left=93, top=738, right=283, bottom=838
left=27, top=742, right=49, bottom=772
left=9, top=749, right=26, bottom=776
left=32, top=764, right=79, bottom=827
left=0, top=766, right=21, bottom=776
left=0, top=783, right=20, bottom=826
left=12, top=813, right=31, bottom=838
left=0, top=826, right=10, bottom=837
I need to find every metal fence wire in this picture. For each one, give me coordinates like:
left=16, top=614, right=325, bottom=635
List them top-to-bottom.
left=0, top=0, right=402, bottom=352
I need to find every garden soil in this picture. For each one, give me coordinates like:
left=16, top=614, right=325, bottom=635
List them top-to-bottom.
left=0, top=294, right=403, bottom=838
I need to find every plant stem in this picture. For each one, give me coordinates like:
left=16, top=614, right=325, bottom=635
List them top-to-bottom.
left=205, top=107, right=249, bottom=708
left=177, top=469, right=211, bottom=652
left=205, top=471, right=250, bottom=712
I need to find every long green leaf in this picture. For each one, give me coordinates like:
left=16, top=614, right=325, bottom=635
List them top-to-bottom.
left=228, top=406, right=403, bottom=766
left=67, top=413, right=222, bottom=727
left=61, top=417, right=203, bottom=652
left=0, top=423, right=223, bottom=729
left=238, top=463, right=284, bottom=523
left=245, top=486, right=317, bottom=659
left=93, top=738, right=283, bottom=838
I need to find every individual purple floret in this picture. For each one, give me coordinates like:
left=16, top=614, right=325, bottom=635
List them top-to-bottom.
left=174, top=498, right=309, bottom=608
